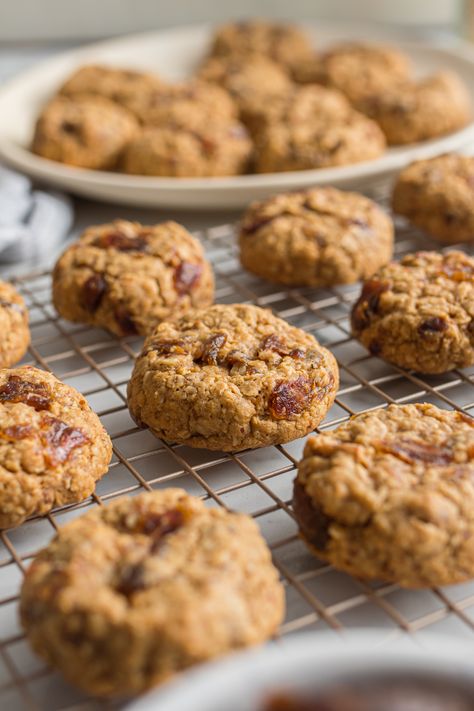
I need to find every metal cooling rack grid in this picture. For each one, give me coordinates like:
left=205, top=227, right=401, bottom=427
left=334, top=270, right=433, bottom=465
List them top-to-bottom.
left=0, top=213, right=473, bottom=711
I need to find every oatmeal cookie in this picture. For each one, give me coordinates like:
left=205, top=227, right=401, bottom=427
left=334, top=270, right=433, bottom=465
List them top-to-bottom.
left=208, top=20, right=313, bottom=71
left=293, top=42, right=411, bottom=110
left=197, top=55, right=293, bottom=131
left=58, top=63, right=163, bottom=114
left=358, top=71, right=471, bottom=145
left=125, top=80, right=237, bottom=127
left=32, top=95, right=138, bottom=169
left=255, top=110, right=386, bottom=173
left=121, top=119, right=252, bottom=177
left=392, top=154, right=474, bottom=244
left=239, top=187, right=393, bottom=287
left=52, top=220, right=214, bottom=338
left=351, top=250, right=474, bottom=374
left=0, top=281, right=30, bottom=367
left=127, top=304, right=338, bottom=451
left=0, top=366, right=112, bottom=529
left=294, top=403, right=474, bottom=588
left=20, top=488, right=284, bottom=696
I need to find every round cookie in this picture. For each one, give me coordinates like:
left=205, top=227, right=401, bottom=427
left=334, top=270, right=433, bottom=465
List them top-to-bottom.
left=208, top=20, right=313, bottom=72
left=293, top=42, right=411, bottom=110
left=197, top=55, right=293, bottom=132
left=58, top=63, right=164, bottom=113
left=358, top=71, right=471, bottom=145
left=125, top=80, right=237, bottom=127
left=32, top=95, right=138, bottom=170
left=254, top=110, right=386, bottom=173
left=121, top=120, right=252, bottom=177
left=392, top=154, right=474, bottom=244
left=239, top=187, right=394, bottom=287
left=52, top=220, right=214, bottom=338
left=351, top=250, right=474, bottom=374
left=0, top=281, right=30, bottom=367
left=127, top=303, right=339, bottom=451
left=0, top=365, right=112, bottom=528
left=294, top=403, right=474, bottom=588
left=20, top=488, right=285, bottom=696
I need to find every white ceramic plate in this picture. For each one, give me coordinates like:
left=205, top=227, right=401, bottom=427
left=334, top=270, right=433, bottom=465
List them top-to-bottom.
left=1, top=23, right=474, bottom=210
left=126, top=630, right=474, bottom=711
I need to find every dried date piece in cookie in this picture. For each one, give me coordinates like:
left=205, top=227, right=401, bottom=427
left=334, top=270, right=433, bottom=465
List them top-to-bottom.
left=208, top=20, right=313, bottom=72
left=358, top=71, right=471, bottom=145
left=31, top=95, right=138, bottom=170
left=121, top=120, right=252, bottom=177
left=392, top=154, right=474, bottom=244
left=239, top=187, right=393, bottom=287
left=52, top=220, right=214, bottom=338
left=351, top=250, right=474, bottom=374
left=0, top=281, right=30, bottom=367
left=127, top=303, right=338, bottom=451
left=0, top=366, right=112, bottom=528
left=294, top=403, right=474, bottom=588
left=20, top=488, right=284, bottom=696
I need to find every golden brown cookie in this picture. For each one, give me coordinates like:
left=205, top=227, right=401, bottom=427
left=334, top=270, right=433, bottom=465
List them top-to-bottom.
left=208, top=19, right=313, bottom=72
left=293, top=42, right=411, bottom=109
left=58, top=63, right=164, bottom=113
left=358, top=71, right=471, bottom=145
left=31, top=95, right=138, bottom=169
left=254, top=109, right=386, bottom=173
left=121, top=119, right=252, bottom=177
left=392, top=154, right=474, bottom=244
left=239, top=187, right=393, bottom=287
left=52, top=220, right=214, bottom=338
left=351, top=250, right=474, bottom=374
left=0, top=281, right=30, bottom=367
left=127, top=303, right=339, bottom=451
left=0, top=366, right=112, bottom=528
left=294, top=403, right=474, bottom=588
left=20, top=488, right=285, bottom=696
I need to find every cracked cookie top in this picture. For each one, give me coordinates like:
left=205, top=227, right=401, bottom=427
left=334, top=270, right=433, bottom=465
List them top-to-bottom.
left=127, top=303, right=338, bottom=451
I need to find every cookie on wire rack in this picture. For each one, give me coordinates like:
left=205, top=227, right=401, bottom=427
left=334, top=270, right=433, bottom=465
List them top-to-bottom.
left=0, top=280, right=30, bottom=368
left=20, top=488, right=285, bottom=697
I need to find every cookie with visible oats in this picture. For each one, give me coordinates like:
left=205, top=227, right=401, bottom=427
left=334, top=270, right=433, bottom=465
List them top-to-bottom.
left=31, top=95, right=138, bottom=170
left=392, top=154, right=474, bottom=244
left=239, top=187, right=393, bottom=287
left=52, top=220, right=214, bottom=338
left=351, top=250, right=474, bottom=374
left=0, top=281, right=29, bottom=368
left=127, top=303, right=338, bottom=451
left=0, top=366, right=112, bottom=529
left=294, top=403, right=474, bottom=588
left=20, top=488, right=284, bottom=696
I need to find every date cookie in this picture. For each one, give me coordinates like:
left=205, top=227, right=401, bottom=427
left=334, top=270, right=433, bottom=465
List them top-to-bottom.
left=208, top=20, right=313, bottom=72
left=293, top=42, right=411, bottom=110
left=58, top=63, right=163, bottom=113
left=358, top=71, right=471, bottom=145
left=32, top=95, right=138, bottom=169
left=255, top=110, right=386, bottom=173
left=121, top=119, right=252, bottom=177
left=392, top=154, right=474, bottom=244
left=239, top=187, right=393, bottom=287
left=52, top=220, right=214, bottom=338
left=351, top=250, right=474, bottom=374
left=0, top=281, right=30, bottom=367
left=127, top=304, right=338, bottom=451
left=0, top=366, right=112, bottom=528
left=294, top=403, right=474, bottom=588
left=20, top=488, right=284, bottom=696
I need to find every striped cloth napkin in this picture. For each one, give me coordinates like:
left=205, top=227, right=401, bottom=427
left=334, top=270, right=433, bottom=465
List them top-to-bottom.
left=0, top=164, right=73, bottom=263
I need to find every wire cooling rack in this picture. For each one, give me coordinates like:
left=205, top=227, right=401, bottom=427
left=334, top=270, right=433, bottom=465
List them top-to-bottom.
left=0, top=198, right=474, bottom=711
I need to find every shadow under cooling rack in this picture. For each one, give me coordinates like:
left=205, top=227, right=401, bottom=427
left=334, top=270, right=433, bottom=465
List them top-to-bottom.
left=0, top=212, right=473, bottom=711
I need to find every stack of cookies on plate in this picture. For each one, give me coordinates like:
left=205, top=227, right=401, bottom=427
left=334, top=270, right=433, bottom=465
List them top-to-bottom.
left=31, top=19, right=472, bottom=176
